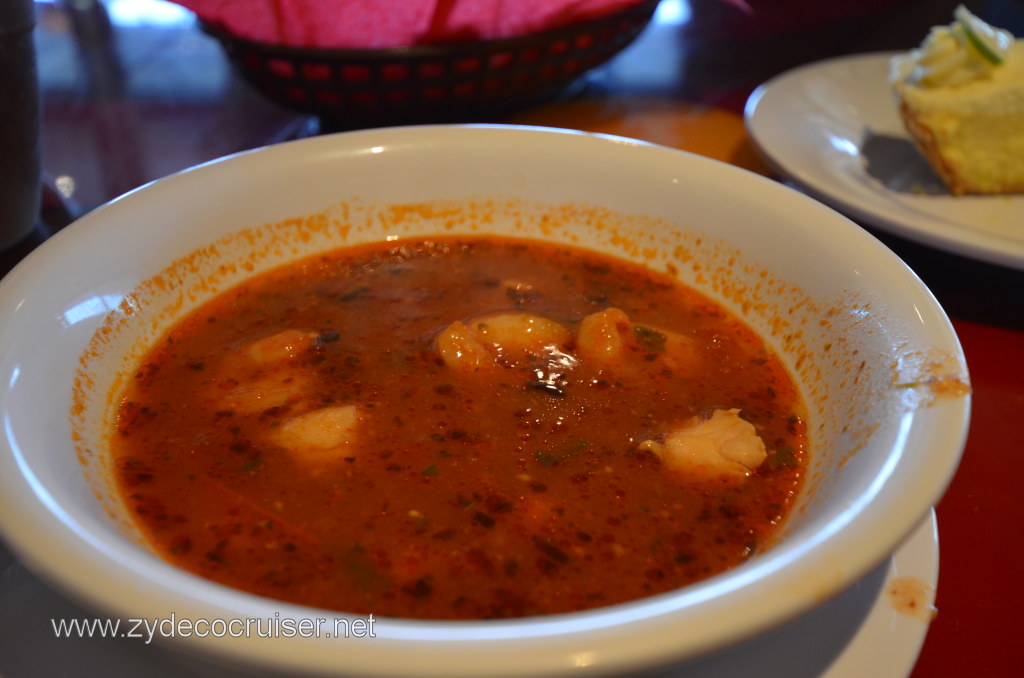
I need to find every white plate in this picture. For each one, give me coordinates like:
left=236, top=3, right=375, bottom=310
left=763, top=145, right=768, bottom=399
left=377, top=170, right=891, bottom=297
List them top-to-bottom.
left=744, top=52, right=1024, bottom=271
left=658, top=510, right=938, bottom=678
left=0, top=511, right=938, bottom=677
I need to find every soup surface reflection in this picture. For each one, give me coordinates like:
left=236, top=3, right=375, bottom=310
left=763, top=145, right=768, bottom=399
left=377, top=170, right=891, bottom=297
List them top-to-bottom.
left=112, top=236, right=807, bottom=619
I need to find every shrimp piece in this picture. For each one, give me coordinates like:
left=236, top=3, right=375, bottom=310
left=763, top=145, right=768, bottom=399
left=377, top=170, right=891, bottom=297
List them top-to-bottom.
left=576, top=308, right=698, bottom=372
left=576, top=308, right=631, bottom=364
left=437, top=313, right=571, bottom=370
left=473, top=313, right=571, bottom=357
left=436, top=321, right=492, bottom=371
left=208, top=329, right=317, bottom=413
left=209, top=329, right=319, bottom=413
left=246, top=329, right=319, bottom=363
left=219, top=374, right=308, bottom=414
left=272, top=405, right=360, bottom=465
left=649, top=408, right=767, bottom=479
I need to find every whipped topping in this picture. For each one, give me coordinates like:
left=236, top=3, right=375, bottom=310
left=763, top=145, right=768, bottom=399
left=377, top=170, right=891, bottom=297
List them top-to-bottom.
left=891, top=6, right=1015, bottom=88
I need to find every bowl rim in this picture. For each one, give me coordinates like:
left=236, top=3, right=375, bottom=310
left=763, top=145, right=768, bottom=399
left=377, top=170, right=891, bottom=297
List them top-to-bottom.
left=0, top=124, right=971, bottom=677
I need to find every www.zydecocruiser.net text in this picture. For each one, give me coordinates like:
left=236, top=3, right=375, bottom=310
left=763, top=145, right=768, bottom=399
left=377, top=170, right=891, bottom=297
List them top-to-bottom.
left=50, top=613, right=376, bottom=644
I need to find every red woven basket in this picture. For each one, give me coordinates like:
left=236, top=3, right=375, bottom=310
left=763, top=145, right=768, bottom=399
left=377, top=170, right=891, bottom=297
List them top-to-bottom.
left=202, top=0, right=659, bottom=129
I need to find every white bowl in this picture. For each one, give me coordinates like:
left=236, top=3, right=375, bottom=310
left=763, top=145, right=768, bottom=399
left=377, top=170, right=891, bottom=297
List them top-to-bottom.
left=0, top=125, right=969, bottom=677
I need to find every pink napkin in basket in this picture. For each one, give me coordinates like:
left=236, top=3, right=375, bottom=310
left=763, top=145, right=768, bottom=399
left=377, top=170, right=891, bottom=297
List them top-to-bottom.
left=172, top=0, right=648, bottom=48
left=425, top=0, right=645, bottom=43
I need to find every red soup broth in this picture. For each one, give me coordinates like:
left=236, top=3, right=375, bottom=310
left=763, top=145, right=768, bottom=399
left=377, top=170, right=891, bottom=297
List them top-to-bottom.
left=112, top=235, right=807, bottom=620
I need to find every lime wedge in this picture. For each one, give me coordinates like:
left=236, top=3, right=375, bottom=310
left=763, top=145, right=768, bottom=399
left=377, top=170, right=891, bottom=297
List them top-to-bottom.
left=954, top=5, right=1010, bottom=66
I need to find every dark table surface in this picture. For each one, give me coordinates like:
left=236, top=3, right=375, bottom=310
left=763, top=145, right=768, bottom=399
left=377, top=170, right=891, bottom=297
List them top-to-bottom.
left=2, top=0, right=1023, bottom=676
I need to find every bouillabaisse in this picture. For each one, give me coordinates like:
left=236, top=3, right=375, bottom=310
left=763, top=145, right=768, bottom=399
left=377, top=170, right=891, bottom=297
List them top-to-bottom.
left=112, top=235, right=807, bottom=620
